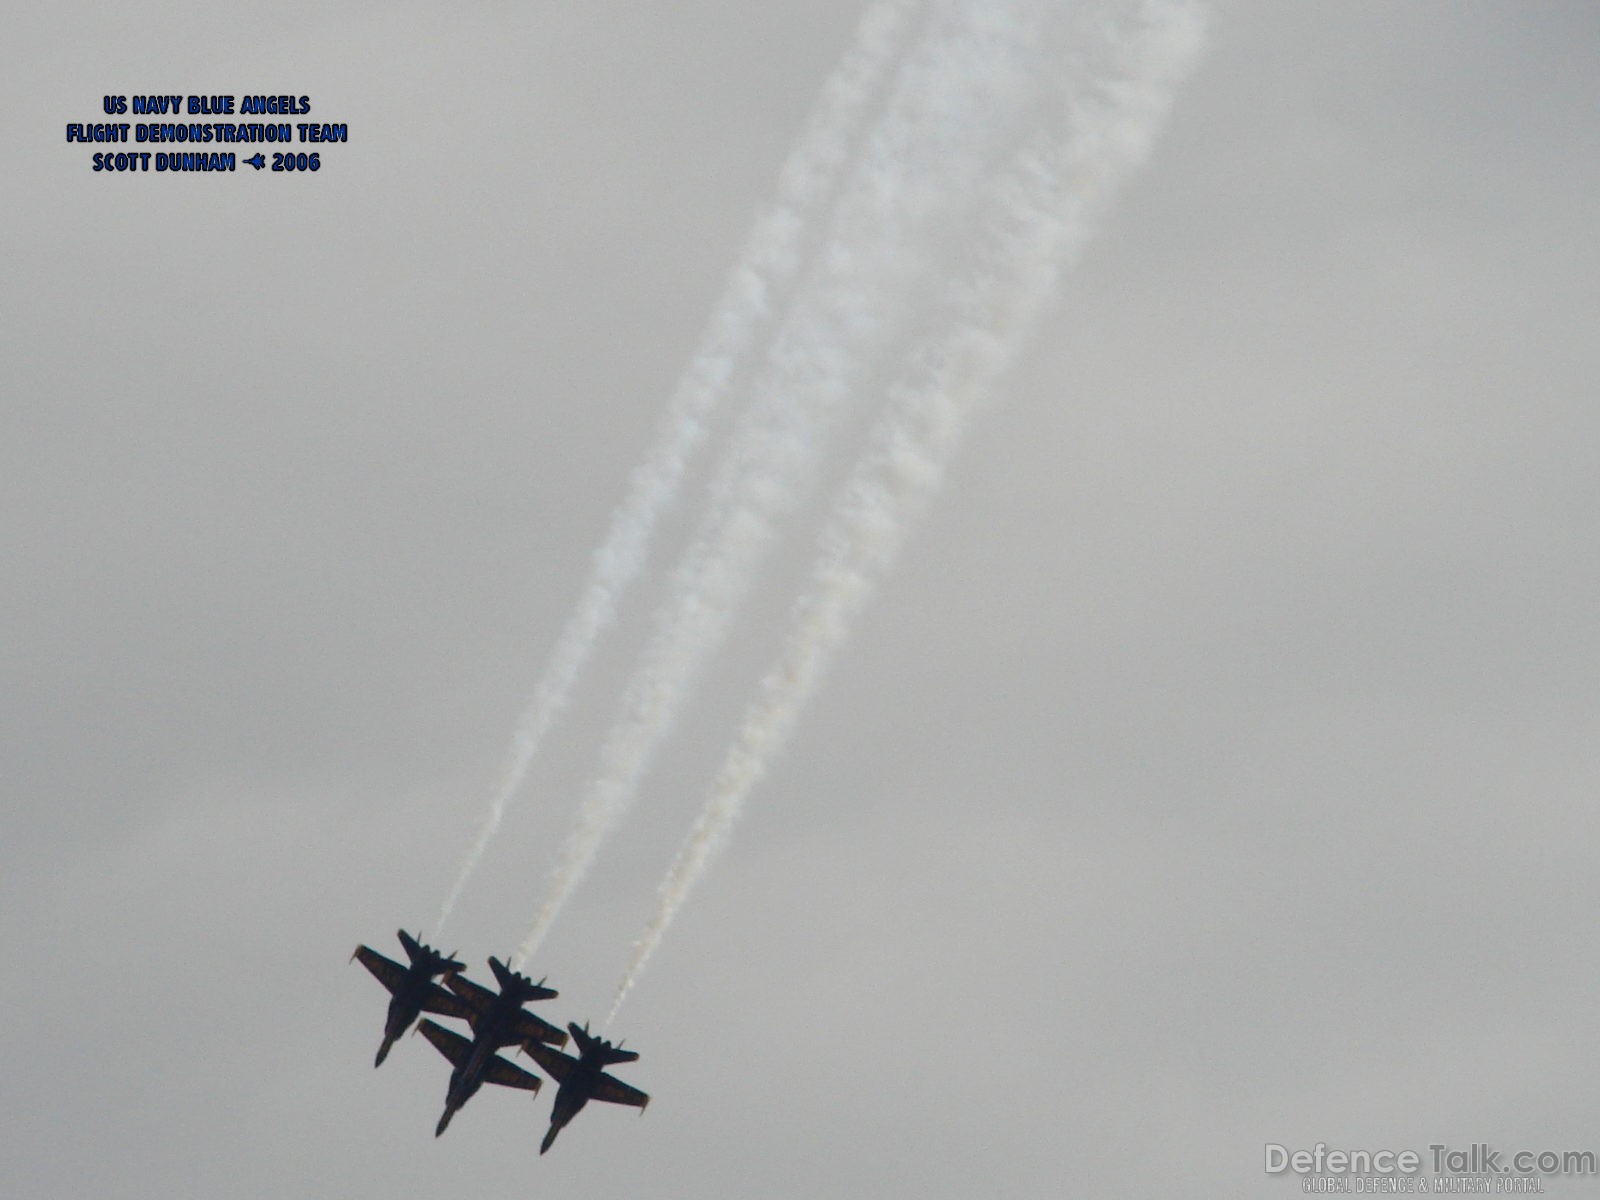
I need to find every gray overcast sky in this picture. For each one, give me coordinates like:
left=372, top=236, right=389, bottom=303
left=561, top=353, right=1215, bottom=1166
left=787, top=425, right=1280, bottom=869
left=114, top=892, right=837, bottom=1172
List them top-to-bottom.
left=6, top=2, right=1600, bottom=1196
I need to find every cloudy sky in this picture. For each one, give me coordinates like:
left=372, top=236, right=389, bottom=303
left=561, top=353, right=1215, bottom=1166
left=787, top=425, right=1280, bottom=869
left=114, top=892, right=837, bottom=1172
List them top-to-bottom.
left=6, top=1, right=1599, bottom=1196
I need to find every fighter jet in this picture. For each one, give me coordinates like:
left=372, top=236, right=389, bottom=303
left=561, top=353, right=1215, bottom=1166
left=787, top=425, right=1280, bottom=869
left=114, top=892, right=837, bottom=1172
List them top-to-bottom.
left=351, top=930, right=472, bottom=1067
left=445, top=956, right=568, bottom=1048
left=422, top=957, right=567, bottom=1135
left=417, top=1019, right=544, bottom=1135
left=523, top=1022, right=650, bottom=1154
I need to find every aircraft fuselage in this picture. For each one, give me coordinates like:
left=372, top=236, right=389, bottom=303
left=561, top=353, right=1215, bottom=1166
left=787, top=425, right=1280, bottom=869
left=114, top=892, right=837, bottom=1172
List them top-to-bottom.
left=373, top=967, right=442, bottom=1066
left=382, top=978, right=430, bottom=1038
left=437, top=999, right=531, bottom=1128
left=462, top=1000, right=526, bottom=1073
left=539, top=1062, right=619, bottom=1153
left=436, top=1065, right=480, bottom=1135
left=545, top=1077, right=592, bottom=1145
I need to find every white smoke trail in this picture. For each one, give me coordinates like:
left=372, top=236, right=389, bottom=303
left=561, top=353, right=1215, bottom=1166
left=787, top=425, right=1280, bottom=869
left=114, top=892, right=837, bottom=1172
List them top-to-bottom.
left=433, top=0, right=919, bottom=935
left=514, top=0, right=1057, bottom=967
left=609, top=0, right=1210, bottom=1023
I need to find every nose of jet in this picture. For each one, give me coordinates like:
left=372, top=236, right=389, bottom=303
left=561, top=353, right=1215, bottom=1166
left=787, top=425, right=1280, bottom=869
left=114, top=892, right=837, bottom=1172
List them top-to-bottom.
left=435, top=1106, right=456, bottom=1137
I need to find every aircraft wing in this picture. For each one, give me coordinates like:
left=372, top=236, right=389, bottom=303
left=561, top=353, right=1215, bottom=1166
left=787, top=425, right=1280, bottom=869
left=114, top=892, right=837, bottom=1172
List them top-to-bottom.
left=352, top=946, right=407, bottom=995
left=445, top=973, right=498, bottom=1016
left=418, top=982, right=474, bottom=1022
left=511, top=1011, right=567, bottom=1048
left=418, top=1018, right=473, bottom=1067
left=522, top=1041, right=576, bottom=1084
left=482, top=1053, right=542, bottom=1093
left=592, top=1072, right=650, bottom=1111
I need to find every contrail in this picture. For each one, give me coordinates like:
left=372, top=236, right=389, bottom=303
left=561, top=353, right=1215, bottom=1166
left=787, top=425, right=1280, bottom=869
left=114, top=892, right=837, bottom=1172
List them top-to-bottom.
left=433, top=0, right=919, bottom=935
left=514, top=0, right=1058, bottom=967
left=609, top=0, right=1210, bottom=1023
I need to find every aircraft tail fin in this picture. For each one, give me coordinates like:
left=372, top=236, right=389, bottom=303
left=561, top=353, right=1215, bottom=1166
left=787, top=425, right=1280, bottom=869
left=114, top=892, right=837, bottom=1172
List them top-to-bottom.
left=401, top=930, right=464, bottom=976
left=490, top=956, right=558, bottom=1002
left=570, top=1022, right=639, bottom=1065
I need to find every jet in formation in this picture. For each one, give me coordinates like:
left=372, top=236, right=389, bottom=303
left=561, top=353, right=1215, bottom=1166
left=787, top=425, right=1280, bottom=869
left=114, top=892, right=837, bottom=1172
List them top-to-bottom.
left=351, top=930, right=471, bottom=1067
left=354, top=933, right=649, bottom=1151
left=420, top=957, right=566, bottom=1136
left=418, top=1019, right=546, bottom=1136
left=524, top=1022, right=651, bottom=1154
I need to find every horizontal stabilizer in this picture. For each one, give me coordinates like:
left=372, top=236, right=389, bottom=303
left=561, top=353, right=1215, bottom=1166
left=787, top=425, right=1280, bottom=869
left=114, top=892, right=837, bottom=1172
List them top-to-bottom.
left=398, top=929, right=465, bottom=976
left=489, top=956, right=559, bottom=1002
left=570, top=1021, right=638, bottom=1065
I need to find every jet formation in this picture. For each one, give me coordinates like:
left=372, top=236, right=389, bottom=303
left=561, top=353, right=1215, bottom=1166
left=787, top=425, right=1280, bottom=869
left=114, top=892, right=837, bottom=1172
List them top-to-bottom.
left=351, top=930, right=469, bottom=1067
left=353, top=930, right=649, bottom=1152
left=526, top=1021, right=651, bottom=1154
